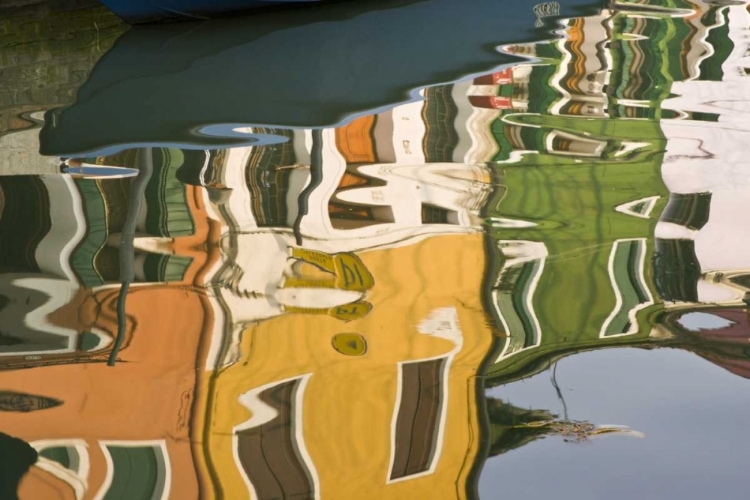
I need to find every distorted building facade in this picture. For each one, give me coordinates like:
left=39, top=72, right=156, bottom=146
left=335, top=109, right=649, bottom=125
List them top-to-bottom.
left=2, top=1, right=750, bottom=498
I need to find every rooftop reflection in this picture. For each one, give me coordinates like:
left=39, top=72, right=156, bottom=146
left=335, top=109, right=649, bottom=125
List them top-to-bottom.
left=1, top=0, right=749, bottom=499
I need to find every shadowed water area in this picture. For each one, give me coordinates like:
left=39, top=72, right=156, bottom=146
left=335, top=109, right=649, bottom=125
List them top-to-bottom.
left=0, top=0, right=749, bottom=498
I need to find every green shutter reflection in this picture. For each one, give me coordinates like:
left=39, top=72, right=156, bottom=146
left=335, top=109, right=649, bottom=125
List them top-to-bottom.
left=699, top=7, right=733, bottom=81
left=145, top=148, right=195, bottom=237
left=71, top=179, right=108, bottom=287
left=653, top=239, right=701, bottom=303
left=603, top=240, right=650, bottom=336
left=142, top=254, right=193, bottom=283
left=494, top=257, right=543, bottom=357
left=79, top=332, right=102, bottom=352
left=104, top=445, right=167, bottom=500
left=39, top=446, right=72, bottom=469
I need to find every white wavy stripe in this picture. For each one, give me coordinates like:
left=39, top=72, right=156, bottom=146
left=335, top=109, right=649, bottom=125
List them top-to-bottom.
left=35, top=176, right=86, bottom=282
left=0, top=277, right=78, bottom=356
left=31, top=439, right=90, bottom=500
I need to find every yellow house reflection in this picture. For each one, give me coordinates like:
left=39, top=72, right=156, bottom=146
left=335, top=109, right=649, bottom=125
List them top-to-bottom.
left=195, top=233, right=494, bottom=500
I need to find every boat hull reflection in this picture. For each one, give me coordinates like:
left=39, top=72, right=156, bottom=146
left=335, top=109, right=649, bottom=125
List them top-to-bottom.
left=41, top=0, right=604, bottom=156
left=100, top=0, right=324, bottom=24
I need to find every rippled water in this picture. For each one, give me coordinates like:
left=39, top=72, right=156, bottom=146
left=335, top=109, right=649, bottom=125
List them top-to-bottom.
left=1, top=0, right=749, bottom=498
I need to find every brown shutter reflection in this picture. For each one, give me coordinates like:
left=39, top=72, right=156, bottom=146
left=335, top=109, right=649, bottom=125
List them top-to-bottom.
left=390, top=358, right=446, bottom=481
left=236, top=379, right=315, bottom=500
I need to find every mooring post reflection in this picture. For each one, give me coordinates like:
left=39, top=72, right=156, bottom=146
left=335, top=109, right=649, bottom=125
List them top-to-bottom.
left=1, top=0, right=750, bottom=499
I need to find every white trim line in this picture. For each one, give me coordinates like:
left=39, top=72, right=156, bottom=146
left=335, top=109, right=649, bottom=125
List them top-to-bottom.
left=615, top=196, right=660, bottom=219
left=31, top=440, right=90, bottom=500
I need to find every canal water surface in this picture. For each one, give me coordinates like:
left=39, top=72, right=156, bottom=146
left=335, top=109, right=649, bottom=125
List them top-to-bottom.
left=1, top=0, right=749, bottom=499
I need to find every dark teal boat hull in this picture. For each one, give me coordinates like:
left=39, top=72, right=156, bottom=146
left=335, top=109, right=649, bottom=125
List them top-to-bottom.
left=43, top=0, right=605, bottom=156
left=99, top=0, right=325, bottom=23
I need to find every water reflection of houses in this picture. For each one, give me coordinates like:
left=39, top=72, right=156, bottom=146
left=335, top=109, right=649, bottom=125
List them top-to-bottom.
left=482, top=0, right=750, bottom=385
left=3, top=1, right=750, bottom=498
left=657, top=3, right=750, bottom=307
left=465, top=4, right=750, bottom=483
left=1, top=79, right=500, bottom=498
left=193, top=96, right=498, bottom=499
left=0, top=149, right=219, bottom=369
left=0, top=151, right=220, bottom=497
left=199, top=234, right=493, bottom=499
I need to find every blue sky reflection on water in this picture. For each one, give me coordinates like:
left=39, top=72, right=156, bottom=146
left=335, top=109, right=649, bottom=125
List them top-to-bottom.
left=483, top=347, right=750, bottom=500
